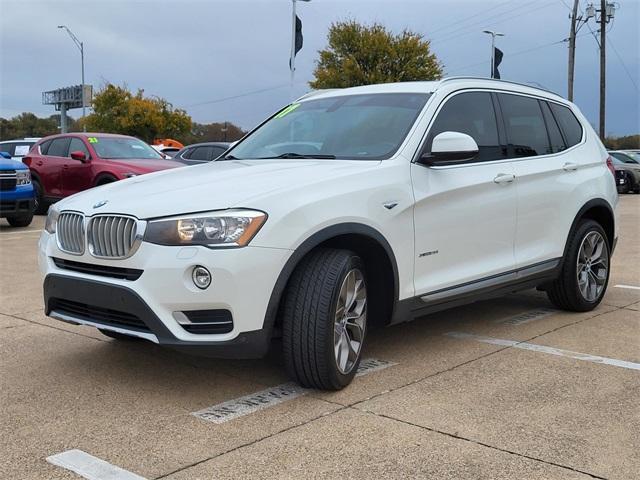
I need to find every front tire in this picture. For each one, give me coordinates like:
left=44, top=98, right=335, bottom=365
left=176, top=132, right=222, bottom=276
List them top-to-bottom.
left=6, top=212, right=34, bottom=227
left=547, top=220, right=610, bottom=311
left=282, top=248, right=367, bottom=390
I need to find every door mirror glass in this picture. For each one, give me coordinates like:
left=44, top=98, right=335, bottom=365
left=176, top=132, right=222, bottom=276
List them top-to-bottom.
left=419, top=131, right=479, bottom=166
left=70, top=150, right=87, bottom=162
left=0, top=151, right=11, bottom=159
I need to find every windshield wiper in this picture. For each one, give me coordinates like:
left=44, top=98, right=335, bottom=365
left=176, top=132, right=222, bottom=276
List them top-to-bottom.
left=259, top=152, right=336, bottom=159
left=223, top=154, right=239, bottom=160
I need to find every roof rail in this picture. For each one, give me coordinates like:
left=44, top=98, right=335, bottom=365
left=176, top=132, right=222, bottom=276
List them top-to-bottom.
left=439, top=76, right=563, bottom=98
left=296, top=89, right=340, bottom=102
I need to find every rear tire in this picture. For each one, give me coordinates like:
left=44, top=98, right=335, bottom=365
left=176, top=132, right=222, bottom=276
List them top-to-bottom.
left=6, top=212, right=34, bottom=227
left=547, top=220, right=610, bottom=312
left=282, top=248, right=367, bottom=390
left=99, top=329, right=141, bottom=341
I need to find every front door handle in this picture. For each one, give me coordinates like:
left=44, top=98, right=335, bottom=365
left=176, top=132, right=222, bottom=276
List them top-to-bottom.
left=563, top=162, right=578, bottom=172
left=494, top=173, right=515, bottom=184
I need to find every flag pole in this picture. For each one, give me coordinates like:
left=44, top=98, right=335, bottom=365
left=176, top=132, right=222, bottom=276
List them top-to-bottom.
left=290, top=0, right=297, bottom=95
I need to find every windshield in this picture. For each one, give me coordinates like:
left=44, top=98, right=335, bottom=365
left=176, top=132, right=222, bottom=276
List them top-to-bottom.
left=228, top=93, right=430, bottom=161
left=93, top=137, right=164, bottom=160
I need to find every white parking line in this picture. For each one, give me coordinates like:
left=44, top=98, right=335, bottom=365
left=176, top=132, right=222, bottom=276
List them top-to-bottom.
left=0, top=229, right=42, bottom=237
left=614, top=284, right=640, bottom=290
left=494, top=308, right=558, bottom=326
left=446, top=332, right=640, bottom=371
left=193, top=358, right=397, bottom=424
left=47, top=449, right=146, bottom=480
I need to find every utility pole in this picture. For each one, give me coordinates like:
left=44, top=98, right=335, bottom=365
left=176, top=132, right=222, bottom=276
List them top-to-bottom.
left=567, top=0, right=580, bottom=101
left=599, top=0, right=606, bottom=139
left=585, top=1, right=616, bottom=139
left=567, top=2, right=595, bottom=101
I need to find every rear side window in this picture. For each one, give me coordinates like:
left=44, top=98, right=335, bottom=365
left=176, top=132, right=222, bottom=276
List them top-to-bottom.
left=427, top=92, right=503, bottom=161
left=498, top=93, right=550, bottom=157
left=540, top=101, right=566, bottom=154
left=549, top=103, right=583, bottom=147
left=47, top=138, right=71, bottom=157
left=69, top=138, right=90, bottom=158
left=189, top=146, right=214, bottom=161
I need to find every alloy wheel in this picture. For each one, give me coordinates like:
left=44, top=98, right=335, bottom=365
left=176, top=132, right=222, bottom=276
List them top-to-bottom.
left=576, top=231, right=608, bottom=302
left=333, top=268, right=367, bottom=375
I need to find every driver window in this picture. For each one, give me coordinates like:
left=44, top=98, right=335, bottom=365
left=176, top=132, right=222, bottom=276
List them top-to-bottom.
left=426, top=92, right=504, bottom=162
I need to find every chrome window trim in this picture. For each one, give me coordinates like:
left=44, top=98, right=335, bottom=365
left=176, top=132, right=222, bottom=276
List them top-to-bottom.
left=411, top=87, right=587, bottom=169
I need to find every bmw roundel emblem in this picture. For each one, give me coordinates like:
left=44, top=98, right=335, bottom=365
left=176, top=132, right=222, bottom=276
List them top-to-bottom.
left=93, top=200, right=109, bottom=209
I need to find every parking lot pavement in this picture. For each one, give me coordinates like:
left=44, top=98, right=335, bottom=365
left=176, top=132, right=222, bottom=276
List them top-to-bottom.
left=1, top=196, right=638, bottom=480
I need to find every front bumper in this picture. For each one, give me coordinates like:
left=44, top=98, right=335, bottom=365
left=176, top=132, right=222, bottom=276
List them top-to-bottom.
left=0, top=185, right=34, bottom=217
left=39, top=231, right=292, bottom=358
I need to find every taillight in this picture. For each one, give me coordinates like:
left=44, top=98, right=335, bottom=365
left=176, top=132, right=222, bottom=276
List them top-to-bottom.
left=605, top=156, right=615, bottom=176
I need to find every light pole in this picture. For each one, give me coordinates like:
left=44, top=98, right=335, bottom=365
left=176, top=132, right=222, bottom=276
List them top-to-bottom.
left=58, top=25, right=86, bottom=131
left=483, top=30, right=504, bottom=79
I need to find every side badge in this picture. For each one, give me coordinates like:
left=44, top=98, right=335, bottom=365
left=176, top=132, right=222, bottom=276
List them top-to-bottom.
left=383, top=202, right=398, bottom=210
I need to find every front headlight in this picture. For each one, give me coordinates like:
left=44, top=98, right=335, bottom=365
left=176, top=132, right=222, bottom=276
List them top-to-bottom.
left=16, top=170, right=31, bottom=185
left=45, top=205, right=60, bottom=234
left=144, top=209, right=267, bottom=247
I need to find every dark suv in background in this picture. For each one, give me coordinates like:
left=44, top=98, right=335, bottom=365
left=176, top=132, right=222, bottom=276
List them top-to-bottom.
left=23, top=133, right=184, bottom=213
left=173, top=142, right=230, bottom=165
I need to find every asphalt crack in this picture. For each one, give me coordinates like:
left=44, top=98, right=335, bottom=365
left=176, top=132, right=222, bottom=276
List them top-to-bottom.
left=354, top=408, right=608, bottom=480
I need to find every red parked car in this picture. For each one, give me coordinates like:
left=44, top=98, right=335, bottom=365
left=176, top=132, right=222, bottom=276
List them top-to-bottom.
left=23, top=133, right=184, bottom=213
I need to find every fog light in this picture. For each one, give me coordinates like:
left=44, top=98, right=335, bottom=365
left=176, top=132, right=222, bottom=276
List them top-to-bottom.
left=192, top=266, right=211, bottom=289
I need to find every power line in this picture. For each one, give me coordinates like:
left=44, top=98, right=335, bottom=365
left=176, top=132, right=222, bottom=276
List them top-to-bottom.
left=430, top=0, right=541, bottom=43
left=427, top=1, right=513, bottom=37
left=430, top=1, right=555, bottom=46
left=446, top=33, right=591, bottom=75
left=607, top=34, right=638, bottom=90
left=184, top=84, right=291, bottom=109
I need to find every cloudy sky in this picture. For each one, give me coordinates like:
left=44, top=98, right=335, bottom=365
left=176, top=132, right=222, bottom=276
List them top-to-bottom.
left=1, top=0, right=638, bottom=135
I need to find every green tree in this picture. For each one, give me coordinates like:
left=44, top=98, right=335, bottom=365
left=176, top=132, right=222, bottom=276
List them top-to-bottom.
left=310, top=21, right=443, bottom=89
left=85, top=84, right=191, bottom=143
left=0, top=113, right=80, bottom=140
left=182, top=121, right=246, bottom=145
left=604, top=134, right=640, bottom=149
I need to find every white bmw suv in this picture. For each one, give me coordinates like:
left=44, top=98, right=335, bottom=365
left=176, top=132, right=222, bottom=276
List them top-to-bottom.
left=39, top=78, right=618, bottom=390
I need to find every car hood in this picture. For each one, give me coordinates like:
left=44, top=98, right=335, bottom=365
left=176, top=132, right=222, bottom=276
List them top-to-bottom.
left=0, top=158, right=27, bottom=170
left=57, top=159, right=380, bottom=219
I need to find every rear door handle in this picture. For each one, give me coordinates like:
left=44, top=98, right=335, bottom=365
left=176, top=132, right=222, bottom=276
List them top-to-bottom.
left=36, top=161, right=43, bottom=166
left=563, top=162, right=578, bottom=172
left=493, top=173, right=515, bottom=184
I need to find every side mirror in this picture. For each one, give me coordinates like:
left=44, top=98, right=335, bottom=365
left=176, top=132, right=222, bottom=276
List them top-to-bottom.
left=418, top=131, right=479, bottom=166
left=70, top=150, right=87, bottom=162
left=0, top=151, right=11, bottom=159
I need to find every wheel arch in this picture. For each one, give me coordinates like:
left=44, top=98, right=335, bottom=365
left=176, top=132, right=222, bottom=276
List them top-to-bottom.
left=94, top=172, right=119, bottom=186
left=564, top=198, right=615, bottom=258
left=263, top=223, right=400, bottom=337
